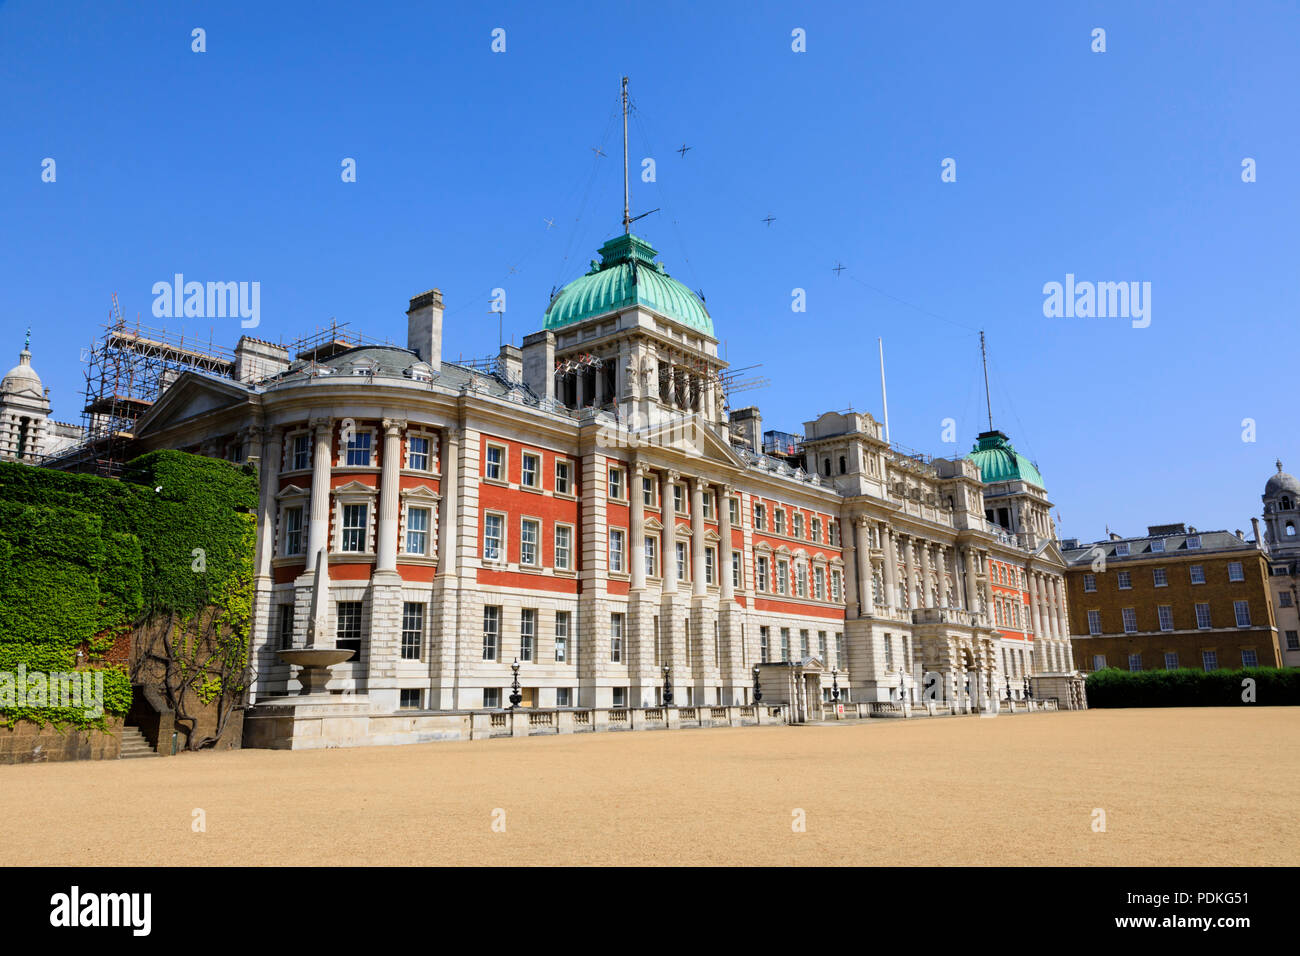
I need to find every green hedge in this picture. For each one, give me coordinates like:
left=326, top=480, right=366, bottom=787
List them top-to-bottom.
left=0, top=451, right=257, bottom=730
left=1086, top=666, right=1300, bottom=707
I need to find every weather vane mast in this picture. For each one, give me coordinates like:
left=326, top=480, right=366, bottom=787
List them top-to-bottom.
left=621, top=76, right=630, bottom=233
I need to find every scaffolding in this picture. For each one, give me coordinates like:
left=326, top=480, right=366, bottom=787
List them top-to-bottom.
left=71, top=295, right=236, bottom=474
left=287, top=319, right=391, bottom=364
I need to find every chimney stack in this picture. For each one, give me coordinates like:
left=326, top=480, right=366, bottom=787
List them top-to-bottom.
left=406, top=289, right=444, bottom=368
left=522, top=330, right=555, bottom=401
left=498, top=343, right=523, bottom=384
left=1252, top=517, right=1265, bottom=550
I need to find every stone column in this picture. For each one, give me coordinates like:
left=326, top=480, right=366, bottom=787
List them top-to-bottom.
left=306, top=416, right=333, bottom=568
left=375, top=418, right=405, bottom=573
left=254, top=425, right=283, bottom=578
left=631, top=461, right=648, bottom=591
left=661, top=470, right=679, bottom=593
left=690, top=476, right=707, bottom=597
left=717, top=482, right=733, bottom=601
left=855, top=517, right=873, bottom=616
left=884, top=527, right=900, bottom=613
left=902, top=535, right=917, bottom=610
left=920, top=540, right=934, bottom=610
left=961, top=547, right=976, bottom=612
left=1053, top=577, right=1068, bottom=644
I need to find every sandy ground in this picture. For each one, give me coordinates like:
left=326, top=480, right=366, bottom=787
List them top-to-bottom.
left=2, top=707, right=1295, bottom=866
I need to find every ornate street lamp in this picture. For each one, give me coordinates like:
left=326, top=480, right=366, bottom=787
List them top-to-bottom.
left=508, top=658, right=522, bottom=709
left=661, top=664, right=673, bottom=706
left=752, top=664, right=763, bottom=703
left=831, top=668, right=841, bottom=702
left=1023, top=675, right=1032, bottom=700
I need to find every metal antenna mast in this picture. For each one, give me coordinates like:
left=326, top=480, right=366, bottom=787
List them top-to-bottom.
left=621, top=76, right=630, bottom=233
left=980, top=329, right=993, bottom=431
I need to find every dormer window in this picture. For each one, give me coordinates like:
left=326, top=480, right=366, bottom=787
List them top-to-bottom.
left=1186, top=535, right=1201, bottom=550
left=1150, top=539, right=1165, bottom=553
left=1115, top=542, right=1130, bottom=556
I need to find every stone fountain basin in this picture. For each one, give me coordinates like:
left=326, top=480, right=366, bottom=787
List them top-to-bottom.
left=277, top=648, right=355, bottom=667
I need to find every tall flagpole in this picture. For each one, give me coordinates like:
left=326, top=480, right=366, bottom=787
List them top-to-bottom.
left=621, top=76, right=630, bottom=233
left=879, top=337, right=890, bottom=445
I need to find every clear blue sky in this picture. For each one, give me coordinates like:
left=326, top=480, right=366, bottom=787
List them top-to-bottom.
left=2, top=1, right=1296, bottom=541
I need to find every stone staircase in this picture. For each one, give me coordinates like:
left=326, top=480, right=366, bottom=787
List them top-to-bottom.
left=119, top=725, right=160, bottom=759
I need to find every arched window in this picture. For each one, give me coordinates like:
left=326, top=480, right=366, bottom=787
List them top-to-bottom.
left=838, top=455, right=846, bottom=474
left=823, top=458, right=831, bottom=477
left=1283, top=496, right=1293, bottom=511
left=1287, top=522, right=1296, bottom=537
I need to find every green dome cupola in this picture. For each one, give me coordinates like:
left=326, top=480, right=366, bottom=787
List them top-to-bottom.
left=543, top=234, right=714, bottom=336
left=966, top=430, right=1045, bottom=489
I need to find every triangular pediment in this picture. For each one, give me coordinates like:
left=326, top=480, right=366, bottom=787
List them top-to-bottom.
left=133, top=370, right=253, bottom=436
left=335, top=479, right=377, bottom=495
left=276, top=483, right=310, bottom=500
left=399, top=485, right=442, bottom=501
left=644, top=516, right=664, bottom=532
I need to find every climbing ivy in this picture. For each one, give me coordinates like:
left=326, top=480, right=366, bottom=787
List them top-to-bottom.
left=0, top=451, right=258, bottom=737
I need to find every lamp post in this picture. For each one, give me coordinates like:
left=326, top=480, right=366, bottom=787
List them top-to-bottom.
left=509, top=658, right=522, bottom=709
left=661, top=664, right=673, bottom=706
left=752, top=664, right=762, bottom=703
left=831, top=668, right=841, bottom=703
left=1023, top=675, right=1032, bottom=701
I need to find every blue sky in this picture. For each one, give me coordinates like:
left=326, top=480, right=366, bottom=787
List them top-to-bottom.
left=2, top=1, right=1296, bottom=541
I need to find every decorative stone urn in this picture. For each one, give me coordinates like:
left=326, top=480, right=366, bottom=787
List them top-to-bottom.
left=276, top=647, right=354, bottom=695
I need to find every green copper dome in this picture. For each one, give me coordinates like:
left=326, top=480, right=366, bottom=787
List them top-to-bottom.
left=543, top=234, right=714, bottom=336
left=966, top=430, right=1045, bottom=488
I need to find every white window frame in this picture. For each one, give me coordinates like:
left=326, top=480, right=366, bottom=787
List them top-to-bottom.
left=341, top=428, right=375, bottom=468
left=289, top=432, right=311, bottom=471
left=406, top=433, right=435, bottom=473
left=484, top=443, right=506, bottom=482
left=520, top=452, right=540, bottom=489
left=554, top=459, right=572, bottom=496
left=608, top=466, right=626, bottom=501
left=404, top=505, right=432, bottom=556
left=483, top=511, right=506, bottom=564
left=520, top=517, right=541, bottom=568
left=554, top=523, right=573, bottom=571
left=609, top=527, right=626, bottom=573
left=1186, top=535, right=1202, bottom=550
left=644, top=536, right=658, bottom=578
left=1150, top=538, right=1165, bottom=553
left=676, top=541, right=688, bottom=582
left=1115, top=542, right=1130, bottom=556
left=705, top=546, right=716, bottom=585
left=756, top=555, right=769, bottom=592
left=1227, top=561, right=1244, bottom=582
left=1190, top=564, right=1206, bottom=584
left=1153, top=567, right=1167, bottom=587
left=1117, top=570, right=1132, bottom=590
left=1083, top=573, right=1096, bottom=592
left=1233, top=600, right=1251, bottom=627
left=1195, top=602, right=1212, bottom=629
left=1158, top=605, right=1173, bottom=632
left=482, top=606, right=501, bottom=661
left=1122, top=607, right=1137, bottom=634
left=520, top=608, right=536, bottom=662
left=1087, top=609, right=1102, bottom=635
left=555, top=611, right=570, bottom=663
left=610, top=613, right=625, bottom=663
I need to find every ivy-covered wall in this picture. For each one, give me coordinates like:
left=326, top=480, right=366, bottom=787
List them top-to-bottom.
left=0, top=451, right=258, bottom=735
